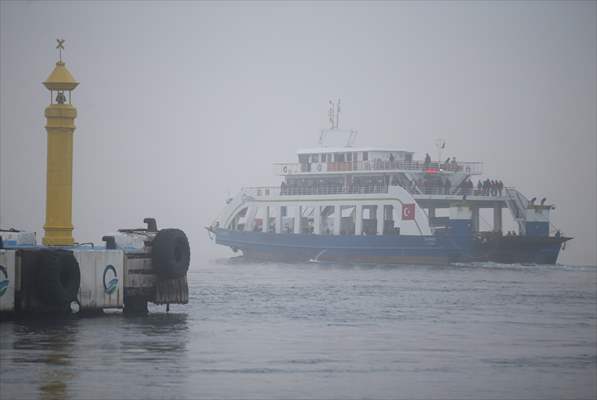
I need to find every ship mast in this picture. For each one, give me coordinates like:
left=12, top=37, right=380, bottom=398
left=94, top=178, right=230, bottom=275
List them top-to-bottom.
left=320, top=98, right=356, bottom=147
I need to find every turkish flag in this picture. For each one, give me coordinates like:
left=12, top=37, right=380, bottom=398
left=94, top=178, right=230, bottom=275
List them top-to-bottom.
left=402, top=203, right=415, bottom=220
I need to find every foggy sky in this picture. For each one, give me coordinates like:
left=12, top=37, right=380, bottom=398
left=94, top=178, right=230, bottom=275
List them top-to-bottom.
left=1, top=1, right=596, bottom=266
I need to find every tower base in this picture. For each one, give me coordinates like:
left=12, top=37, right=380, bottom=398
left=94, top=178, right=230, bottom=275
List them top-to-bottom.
left=42, top=226, right=74, bottom=246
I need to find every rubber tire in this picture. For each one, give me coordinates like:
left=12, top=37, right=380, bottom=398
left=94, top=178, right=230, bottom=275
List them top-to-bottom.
left=151, top=229, right=190, bottom=278
left=36, top=250, right=81, bottom=307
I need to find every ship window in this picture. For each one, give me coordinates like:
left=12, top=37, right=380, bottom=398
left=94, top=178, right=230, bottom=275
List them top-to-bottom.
left=362, top=152, right=368, bottom=161
left=335, top=153, right=345, bottom=162
left=347, top=153, right=353, bottom=162
left=312, top=154, right=319, bottom=163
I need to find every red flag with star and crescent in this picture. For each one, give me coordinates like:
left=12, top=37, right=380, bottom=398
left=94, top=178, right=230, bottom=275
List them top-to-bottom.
left=402, top=203, right=415, bottom=220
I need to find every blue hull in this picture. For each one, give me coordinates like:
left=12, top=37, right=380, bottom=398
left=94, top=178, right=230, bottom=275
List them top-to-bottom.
left=213, top=228, right=568, bottom=265
left=214, top=228, right=468, bottom=265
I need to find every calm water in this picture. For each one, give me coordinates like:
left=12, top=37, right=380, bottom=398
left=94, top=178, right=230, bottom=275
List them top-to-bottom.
left=1, top=259, right=596, bottom=400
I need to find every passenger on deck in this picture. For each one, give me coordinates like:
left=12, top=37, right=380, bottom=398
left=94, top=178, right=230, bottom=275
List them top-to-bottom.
left=424, top=153, right=431, bottom=168
left=444, top=178, right=451, bottom=194
left=280, top=181, right=287, bottom=195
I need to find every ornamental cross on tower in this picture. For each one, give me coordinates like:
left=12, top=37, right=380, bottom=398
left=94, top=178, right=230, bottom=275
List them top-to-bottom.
left=56, top=38, right=65, bottom=62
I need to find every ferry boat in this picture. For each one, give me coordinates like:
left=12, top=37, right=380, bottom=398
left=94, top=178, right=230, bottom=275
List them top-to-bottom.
left=208, top=102, right=571, bottom=265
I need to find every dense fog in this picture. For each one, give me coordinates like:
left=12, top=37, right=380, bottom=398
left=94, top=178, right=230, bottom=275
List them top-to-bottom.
left=1, top=1, right=595, bottom=265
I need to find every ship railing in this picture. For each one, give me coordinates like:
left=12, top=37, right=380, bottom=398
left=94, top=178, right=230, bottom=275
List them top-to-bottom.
left=273, top=160, right=483, bottom=175
left=244, top=184, right=512, bottom=198
left=243, top=185, right=390, bottom=197
left=242, top=186, right=281, bottom=197
left=415, top=186, right=509, bottom=197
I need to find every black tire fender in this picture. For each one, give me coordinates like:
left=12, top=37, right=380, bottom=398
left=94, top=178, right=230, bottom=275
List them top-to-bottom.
left=151, top=229, right=190, bottom=278
left=36, top=250, right=81, bottom=307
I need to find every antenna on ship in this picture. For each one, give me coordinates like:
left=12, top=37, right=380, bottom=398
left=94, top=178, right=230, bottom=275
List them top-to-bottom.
left=336, top=98, right=341, bottom=129
left=320, top=99, right=356, bottom=147
left=328, top=100, right=336, bottom=129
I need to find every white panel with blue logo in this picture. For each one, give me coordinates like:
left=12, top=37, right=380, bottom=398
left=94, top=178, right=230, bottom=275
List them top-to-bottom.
left=73, top=248, right=124, bottom=310
left=0, top=250, right=16, bottom=312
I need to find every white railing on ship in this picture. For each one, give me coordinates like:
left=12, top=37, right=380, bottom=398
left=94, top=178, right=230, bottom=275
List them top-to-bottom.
left=273, top=160, right=483, bottom=175
left=243, top=184, right=510, bottom=197
left=242, top=185, right=390, bottom=197
left=242, top=186, right=281, bottom=197
left=415, top=186, right=509, bottom=197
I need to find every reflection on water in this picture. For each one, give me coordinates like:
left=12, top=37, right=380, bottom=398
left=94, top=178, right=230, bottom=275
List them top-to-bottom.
left=1, top=260, right=596, bottom=400
left=2, top=313, right=189, bottom=400
left=12, top=319, right=79, bottom=400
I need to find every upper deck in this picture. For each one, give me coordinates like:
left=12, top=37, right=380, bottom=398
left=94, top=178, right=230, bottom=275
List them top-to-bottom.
left=273, top=147, right=483, bottom=176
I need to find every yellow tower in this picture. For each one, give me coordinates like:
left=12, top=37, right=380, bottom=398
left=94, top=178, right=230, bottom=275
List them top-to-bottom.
left=42, top=39, right=79, bottom=246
